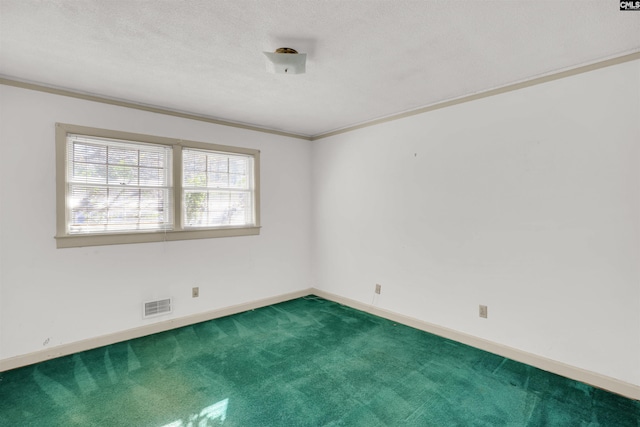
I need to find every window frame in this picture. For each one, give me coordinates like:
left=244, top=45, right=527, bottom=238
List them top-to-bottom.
left=55, top=123, right=260, bottom=248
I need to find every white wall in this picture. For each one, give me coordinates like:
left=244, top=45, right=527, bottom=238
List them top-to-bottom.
left=2, top=60, right=638, bottom=390
left=312, top=60, right=640, bottom=386
left=0, top=85, right=312, bottom=360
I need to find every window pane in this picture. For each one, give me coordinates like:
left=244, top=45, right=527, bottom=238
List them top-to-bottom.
left=73, top=143, right=106, bottom=163
left=108, top=147, right=139, bottom=166
left=139, top=150, right=165, bottom=168
left=183, top=150, right=207, bottom=171
left=183, top=150, right=207, bottom=188
left=208, top=156, right=228, bottom=172
left=228, top=157, right=247, bottom=175
left=72, top=163, right=107, bottom=184
left=107, top=165, right=139, bottom=185
left=139, top=167, right=164, bottom=186
left=184, top=170, right=206, bottom=187
left=208, top=172, right=228, bottom=188
left=229, top=172, right=247, bottom=189
left=183, top=191, right=208, bottom=227
left=228, top=192, right=250, bottom=225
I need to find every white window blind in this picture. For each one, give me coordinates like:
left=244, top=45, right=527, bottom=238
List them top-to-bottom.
left=66, top=134, right=173, bottom=234
left=182, top=148, right=255, bottom=228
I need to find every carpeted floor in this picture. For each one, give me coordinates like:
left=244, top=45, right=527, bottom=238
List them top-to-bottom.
left=0, top=295, right=638, bottom=426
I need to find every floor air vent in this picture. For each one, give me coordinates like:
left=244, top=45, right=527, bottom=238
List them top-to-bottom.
left=143, top=298, right=172, bottom=319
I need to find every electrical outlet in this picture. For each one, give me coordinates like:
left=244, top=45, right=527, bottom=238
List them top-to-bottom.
left=375, top=284, right=381, bottom=294
left=192, top=287, right=199, bottom=298
left=479, top=305, right=488, bottom=318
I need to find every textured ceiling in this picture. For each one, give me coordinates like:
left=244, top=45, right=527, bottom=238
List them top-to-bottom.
left=1, top=1, right=639, bottom=138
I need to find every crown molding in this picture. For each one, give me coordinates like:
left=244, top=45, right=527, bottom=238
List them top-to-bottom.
left=2, top=51, right=638, bottom=142
left=311, top=51, right=640, bottom=141
left=0, top=76, right=312, bottom=141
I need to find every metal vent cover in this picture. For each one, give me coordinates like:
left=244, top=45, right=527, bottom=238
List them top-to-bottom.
left=143, top=298, right=172, bottom=319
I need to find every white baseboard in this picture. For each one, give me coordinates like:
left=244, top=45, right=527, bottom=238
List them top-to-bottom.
left=2, top=287, right=638, bottom=401
left=0, top=288, right=312, bottom=373
left=311, top=288, right=640, bottom=401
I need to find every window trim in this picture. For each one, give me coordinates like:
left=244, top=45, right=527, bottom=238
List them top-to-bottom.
left=55, top=123, right=260, bottom=248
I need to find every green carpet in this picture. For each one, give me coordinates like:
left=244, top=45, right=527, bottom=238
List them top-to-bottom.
left=1, top=296, right=638, bottom=426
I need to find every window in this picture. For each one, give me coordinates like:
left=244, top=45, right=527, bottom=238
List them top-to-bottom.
left=56, top=123, right=260, bottom=248
left=66, top=135, right=174, bottom=234
left=182, top=148, right=254, bottom=228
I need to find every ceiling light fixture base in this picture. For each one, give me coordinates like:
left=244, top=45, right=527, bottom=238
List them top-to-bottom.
left=263, top=47, right=307, bottom=74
